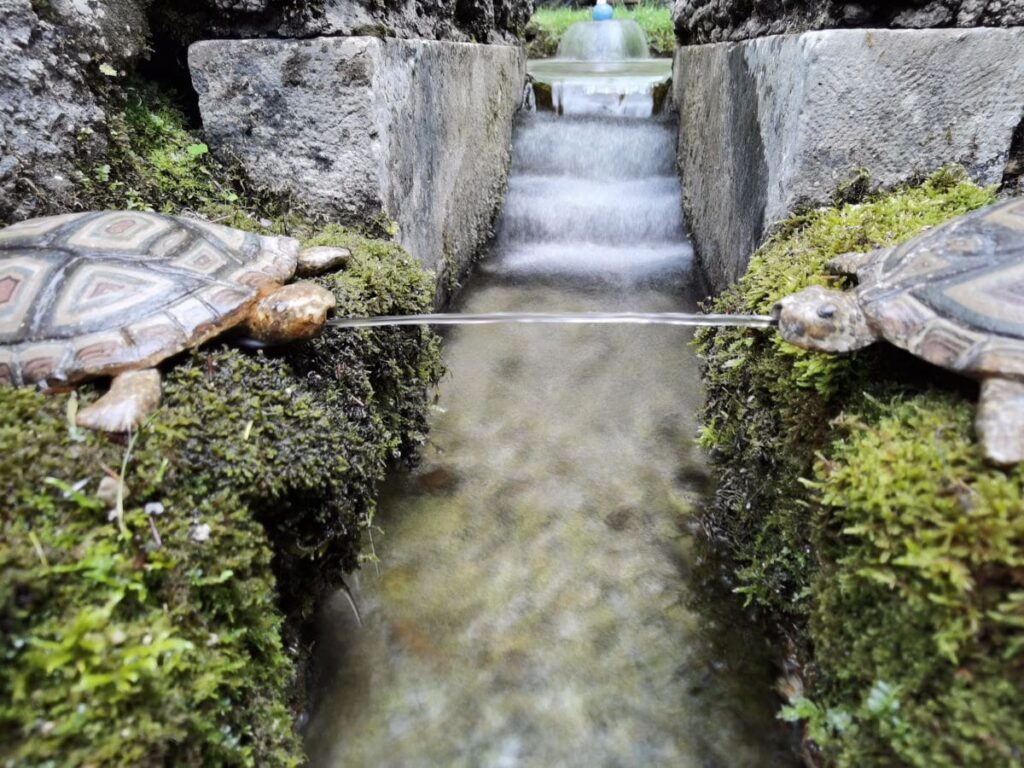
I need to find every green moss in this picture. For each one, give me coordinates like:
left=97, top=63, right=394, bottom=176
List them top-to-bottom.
left=525, top=3, right=675, bottom=58
left=75, top=83, right=315, bottom=239
left=76, top=84, right=232, bottom=215
left=2, top=85, right=443, bottom=764
left=697, top=169, right=1023, bottom=764
left=803, top=393, right=1024, bottom=767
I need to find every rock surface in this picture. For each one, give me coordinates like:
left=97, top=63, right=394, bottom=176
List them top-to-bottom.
left=0, top=0, right=149, bottom=224
left=187, top=0, right=533, bottom=44
left=673, top=0, right=1024, bottom=45
left=672, top=28, right=1024, bottom=291
left=190, top=37, right=526, bottom=293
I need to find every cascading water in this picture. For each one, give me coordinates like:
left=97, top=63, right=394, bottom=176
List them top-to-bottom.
left=303, top=22, right=798, bottom=768
left=486, top=114, right=690, bottom=281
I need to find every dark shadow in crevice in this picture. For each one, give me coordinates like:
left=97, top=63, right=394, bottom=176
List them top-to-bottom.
left=1000, top=111, right=1024, bottom=195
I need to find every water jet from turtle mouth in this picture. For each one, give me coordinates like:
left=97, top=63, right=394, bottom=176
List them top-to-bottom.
left=327, top=311, right=777, bottom=329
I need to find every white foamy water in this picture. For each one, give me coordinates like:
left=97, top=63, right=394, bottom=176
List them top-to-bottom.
left=556, top=20, right=649, bottom=60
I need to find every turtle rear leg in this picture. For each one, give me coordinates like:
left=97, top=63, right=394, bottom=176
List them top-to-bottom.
left=77, top=369, right=162, bottom=434
left=976, top=377, right=1024, bottom=466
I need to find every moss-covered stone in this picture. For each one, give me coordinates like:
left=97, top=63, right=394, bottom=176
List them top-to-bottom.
left=1, top=81, right=442, bottom=765
left=696, top=169, right=1024, bottom=765
left=0, top=237, right=442, bottom=764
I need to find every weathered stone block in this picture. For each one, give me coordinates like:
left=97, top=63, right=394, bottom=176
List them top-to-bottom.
left=673, top=28, right=1024, bottom=291
left=190, top=37, right=526, bottom=289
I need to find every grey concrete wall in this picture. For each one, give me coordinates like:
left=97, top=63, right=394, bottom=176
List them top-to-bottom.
left=673, top=28, right=1024, bottom=292
left=190, top=37, right=526, bottom=293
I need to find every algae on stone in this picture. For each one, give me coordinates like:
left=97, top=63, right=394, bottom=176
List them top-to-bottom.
left=697, top=169, right=1023, bottom=765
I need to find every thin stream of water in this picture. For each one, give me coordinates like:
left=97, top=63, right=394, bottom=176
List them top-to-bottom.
left=305, top=48, right=798, bottom=768
left=328, top=312, right=777, bottom=329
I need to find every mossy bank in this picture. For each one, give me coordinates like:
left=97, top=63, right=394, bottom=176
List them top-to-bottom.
left=0, top=87, right=443, bottom=764
left=697, top=169, right=1024, bottom=767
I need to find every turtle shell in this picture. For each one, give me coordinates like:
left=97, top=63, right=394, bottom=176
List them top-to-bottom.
left=855, top=198, right=1024, bottom=380
left=0, top=211, right=299, bottom=386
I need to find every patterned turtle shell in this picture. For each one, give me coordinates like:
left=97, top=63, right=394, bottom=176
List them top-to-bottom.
left=854, top=197, right=1024, bottom=380
left=0, top=211, right=299, bottom=386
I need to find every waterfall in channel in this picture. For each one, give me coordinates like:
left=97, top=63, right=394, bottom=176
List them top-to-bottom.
left=303, top=27, right=798, bottom=768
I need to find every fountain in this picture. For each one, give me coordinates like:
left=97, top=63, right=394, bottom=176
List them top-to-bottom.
left=528, top=3, right=672, bottom=118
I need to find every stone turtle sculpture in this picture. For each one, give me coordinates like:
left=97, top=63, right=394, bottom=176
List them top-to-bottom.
left=774, top=197, right=1024, bottom=466
left=0, top=211, right=349, bottom=432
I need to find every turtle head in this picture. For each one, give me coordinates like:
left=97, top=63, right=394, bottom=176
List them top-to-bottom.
left=245, top=282, right=337, bottom=345
left=772, top=286, right=878, bottom=353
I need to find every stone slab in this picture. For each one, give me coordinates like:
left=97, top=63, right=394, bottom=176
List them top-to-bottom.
left=673, top=28, right=1024, bottom=291
left=189, top=37, right=526, bottom=293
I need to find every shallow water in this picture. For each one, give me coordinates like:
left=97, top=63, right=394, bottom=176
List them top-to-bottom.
left=304, top=62, right=797, bottom=768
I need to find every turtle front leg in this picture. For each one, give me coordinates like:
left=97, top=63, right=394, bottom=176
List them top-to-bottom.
left=296, top=246, right=351, bottom=277
left=826, top=248, right=888, bottom=278
left=77, top=369, right=162, bottom=434
left=976, top=377, right=1024, bottom=466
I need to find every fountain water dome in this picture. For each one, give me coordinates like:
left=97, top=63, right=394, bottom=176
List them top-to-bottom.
left=556, top=18, right=649, bottom=61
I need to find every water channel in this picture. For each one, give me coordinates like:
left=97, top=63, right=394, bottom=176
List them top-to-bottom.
left=304, top=44, right=798, bottom=767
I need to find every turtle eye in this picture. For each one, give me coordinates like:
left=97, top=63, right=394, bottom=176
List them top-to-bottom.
left=817, top=304, right=837, bottom=319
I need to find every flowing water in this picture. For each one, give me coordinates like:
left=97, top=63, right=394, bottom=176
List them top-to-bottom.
left=304, top=54, right=797, bottom=768
left=529, top=59, right=672, bottom=118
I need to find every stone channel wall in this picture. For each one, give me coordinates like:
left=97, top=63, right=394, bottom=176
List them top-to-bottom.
left=0, top=0, right=532, bottom=235
left=673, top=0, right=1024, bottom=45
left=672, top=28, right=1024, bottom=291
left=190, top=37, right=525, bottom=295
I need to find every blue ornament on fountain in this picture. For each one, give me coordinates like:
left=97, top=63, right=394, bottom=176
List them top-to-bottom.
left=592, top=0, right=613, bottom=21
